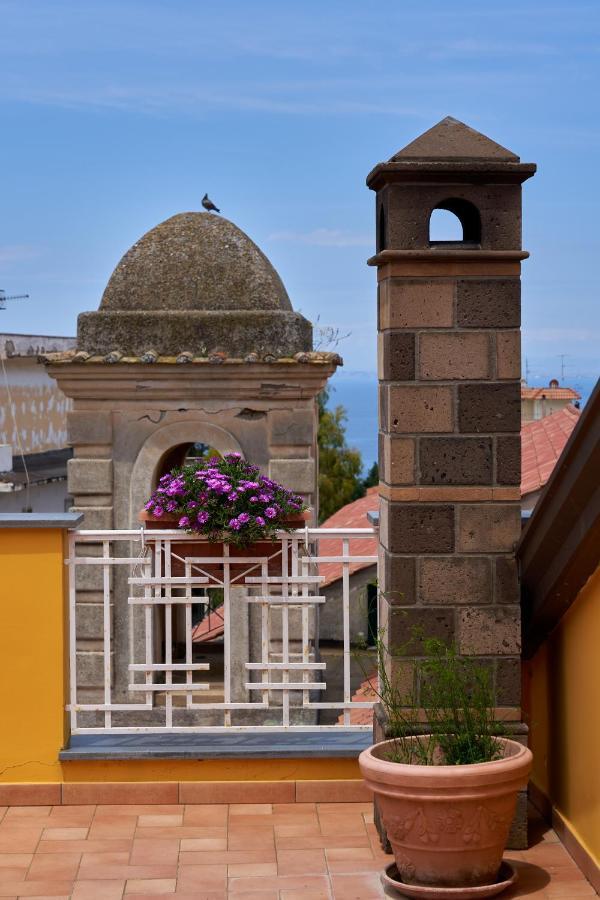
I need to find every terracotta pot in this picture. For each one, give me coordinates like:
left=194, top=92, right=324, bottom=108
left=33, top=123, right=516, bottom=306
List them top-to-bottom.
left=138, top=509, right=309, bottom=580
left=359, top=737, right=532, bottom=890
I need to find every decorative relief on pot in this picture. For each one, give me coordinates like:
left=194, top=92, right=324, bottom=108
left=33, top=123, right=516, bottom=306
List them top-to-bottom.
left=386, top=805, right=510, bottom=847
left=462, top=805, right=511, bottom=845
left=393, top=850, right=416, bottom=881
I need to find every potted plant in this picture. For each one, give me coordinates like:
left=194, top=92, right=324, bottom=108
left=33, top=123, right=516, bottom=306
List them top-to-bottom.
left=141, top=453, right=308, bottom=578
left=358, top=634, right=532, bottom=897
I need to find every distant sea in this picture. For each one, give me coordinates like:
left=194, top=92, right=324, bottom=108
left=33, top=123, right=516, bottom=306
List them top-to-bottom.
left=328, top=370, right=599, bottom=475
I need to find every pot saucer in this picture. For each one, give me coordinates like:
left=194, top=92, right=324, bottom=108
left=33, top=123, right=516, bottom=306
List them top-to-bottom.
left=382, top=860, right=517, bottom=899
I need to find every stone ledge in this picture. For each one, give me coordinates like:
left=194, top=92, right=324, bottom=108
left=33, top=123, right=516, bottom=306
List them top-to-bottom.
left=0, top=512, right=83, bottom=529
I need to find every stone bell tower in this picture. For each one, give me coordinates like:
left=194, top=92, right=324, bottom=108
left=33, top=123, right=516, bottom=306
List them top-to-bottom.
left=369, top=118, right=536, bottom=725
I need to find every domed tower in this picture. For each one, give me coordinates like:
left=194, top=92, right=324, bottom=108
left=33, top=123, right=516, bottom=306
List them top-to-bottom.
left=45, top=211, right=339, bottom=703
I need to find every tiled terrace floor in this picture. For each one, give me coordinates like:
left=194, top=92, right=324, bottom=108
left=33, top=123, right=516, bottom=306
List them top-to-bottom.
left=0, top=801, right=595, bottom=899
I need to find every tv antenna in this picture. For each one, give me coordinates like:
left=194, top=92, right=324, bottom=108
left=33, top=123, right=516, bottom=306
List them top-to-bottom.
left=0, top=290, right=29, bottom=311
left=557, top=354, right=569, bottom=381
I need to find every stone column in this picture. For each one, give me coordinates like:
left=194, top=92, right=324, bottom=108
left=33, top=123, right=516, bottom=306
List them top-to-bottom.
left=370, top=118, right=535, bottom=735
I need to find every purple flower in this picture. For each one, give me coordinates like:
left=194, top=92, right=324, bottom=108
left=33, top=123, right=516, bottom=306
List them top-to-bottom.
left=226, top=452, right=242, bottom=460
left=227, top=492, right=239, bottom=502
left=258, top=492, right=272, bottom=502
left=249, top=495, right=259, bottom=503
left=144, top=500, right=154, bottom=510
left=166, top=500, right=177, bottom=513
left=187, top=501, right=198, bottom=510
left=153, top=506, right=164, bottom=518
left=264, top=507, right=277, bottom=519
left=197, top=511, right=210, bottom=525
left=238, top=512, right=250, bottom=524
left=178, top=516, right=190, bottom=527
left=255, top=516, right=266, bottom=526
left=228, top=518, right=241, bottom=531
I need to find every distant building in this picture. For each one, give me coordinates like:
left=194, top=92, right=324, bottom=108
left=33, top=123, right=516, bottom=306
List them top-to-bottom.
left=0, top=332, right=75, bottom=511
left=521, top=378, right=580, bottom=421
left=521, top=404, right=581, bottom=511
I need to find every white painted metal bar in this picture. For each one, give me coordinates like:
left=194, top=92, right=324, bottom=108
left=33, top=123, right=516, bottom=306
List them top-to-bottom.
left=68, top=531, right=78, bottom=733
left=342, top=536, right=351, bottom=727
left=102, top=539, right=111, bottom=729
left=246, top=662, right=326, bottom=670
left=129, top=663, right=210, bottom=671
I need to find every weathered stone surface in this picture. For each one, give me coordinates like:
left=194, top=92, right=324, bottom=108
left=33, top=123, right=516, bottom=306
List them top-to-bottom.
left=101, top=213, right=291, bottom=313
left=379, top=280, right=454, bottom=329
left=456, top=280, right=520, bottom=328
left=77, top=309, right=312, bottom=357
left=496, top=331, right=521, bottom=379
left=378, top=332, right=415, bottom=381
left=419, top=333, right=490, bottom=381
left=458, top=382, right=520, bottom=433
left=385, top=385, right=453, bottom=433
left=269, top=409, right=314, bottom=446
left=67, top=411, right=112, bottom=445
left=380, top=435, right=415, bottom=484
left=496, top=436, right=521, bottom=484
left=419, top=437, right=492, bottom=485
left=68, top=458, right=113, bottom=495
left=269, top=458, right=315, bottom=494
left=382, top=501, right=454, bottom=554
left=458, top=504, right=521, bottom=552
left=70, top=506, right=114, bottom=530
left=378, top=549, right=416, bottom=604
left=495, top=556, right=519, bottom=605
left=420, top=557, right=491, bottom=605
left=381, top=602, right=455, bottom=654
left=76, top=603, right=112, bottom=640
left=458, top=606, right=521, bottom=655
left=76, top=651, right=108, bottom=687
left=495, top=657, right=521, bottom=705
left=507, top=790, right=529, bottom=850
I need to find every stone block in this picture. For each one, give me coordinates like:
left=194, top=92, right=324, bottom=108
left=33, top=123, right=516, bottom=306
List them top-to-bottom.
left=379, top=279, right=454, bottom=329
left=456, top=279, right=520, bottom=328
left=378, top=331, right=415, bottom=381
left=496, top=331, right=521, bottom=379
left=419, top=333, right=490, bottom=381
left=458, top=382, right=520, bottom=434
left=385, top=385, right=453, bottom=434
left=270, top=409, right=314, bottom=446
left=67, top=410, right=112, bottom=446
left=380, top=435, right=415, bottom=484
left=496, top=436, right=521, bottom=485
left=419, top=437, right=492, bottom=485
left=68, top=458, right=113, bottom=495
left=269, top=458, right=315, bottom=493
left=382, top=500, right=454, bottom=553
left=458, top=504, right=521, bottom=553
left=70, top=506, right=114, bottom=530
left=378, top=549, right=416, bottom=605
left=495, top=556, right=519, bottom=605
left=420, top=557, right=491, bottom=605
left=381, top=602, right=455, bottom=654
left=75, top=603, right=112, bottom=641
left=458, top=606, right=521, bottom=655
left=76, top=650, right=108, bottom=687
left=495, top=657, right=521, bottom=705
left=507, top=790, right=528, bottom=850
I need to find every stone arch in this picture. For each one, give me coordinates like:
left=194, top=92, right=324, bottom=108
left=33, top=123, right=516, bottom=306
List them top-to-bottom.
left=429, top=197, right=481, bottom=245
left=129, top=419, right=244, bottom=526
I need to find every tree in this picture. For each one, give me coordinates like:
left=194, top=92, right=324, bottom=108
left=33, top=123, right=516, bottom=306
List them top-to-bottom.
left=317, top=388, right=365, bottom=523
left=362, top=461, right=379, bottom=489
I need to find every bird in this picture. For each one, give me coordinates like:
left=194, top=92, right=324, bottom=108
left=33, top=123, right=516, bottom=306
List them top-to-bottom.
left=202, top=193, right=220, bottom=213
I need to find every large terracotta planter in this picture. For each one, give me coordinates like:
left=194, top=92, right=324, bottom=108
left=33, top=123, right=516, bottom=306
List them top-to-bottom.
left=138, top=509, right=308, bottom=580
left=359, top=737, right=532, bottom=890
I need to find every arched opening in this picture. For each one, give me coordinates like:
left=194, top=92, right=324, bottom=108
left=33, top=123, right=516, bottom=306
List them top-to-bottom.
left=429, top=198, right=481, bottom=246
left=377, top=203, right=387, bottom=252
left=155, top=441, right=220, bottom=486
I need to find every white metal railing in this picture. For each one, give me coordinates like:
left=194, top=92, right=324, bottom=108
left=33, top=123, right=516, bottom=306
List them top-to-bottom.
left=67, top=526, right=378, bottom=734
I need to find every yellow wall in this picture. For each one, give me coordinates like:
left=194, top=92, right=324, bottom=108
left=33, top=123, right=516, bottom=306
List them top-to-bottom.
left=0, top=525, right=360, bottom=786
left=0, top=528, right=68, bottom=782
left=524, top=564, right=600, bottom=866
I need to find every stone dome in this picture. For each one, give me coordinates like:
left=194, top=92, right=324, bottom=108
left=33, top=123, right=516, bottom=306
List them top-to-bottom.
left=100, top=212, right=292, bottom=313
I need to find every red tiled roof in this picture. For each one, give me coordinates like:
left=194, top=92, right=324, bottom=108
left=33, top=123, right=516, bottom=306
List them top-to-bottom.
left=521, top=384, right=581, bottom=401
left=521, top=405, right=581, bottom=496
left=318, top=486, right=379, bottom=587
left=191, top=606, right=224, bottom=643
left=337, top=673, right=377, bottom=725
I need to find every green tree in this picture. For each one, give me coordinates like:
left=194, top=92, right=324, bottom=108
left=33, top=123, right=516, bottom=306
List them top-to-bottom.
left=317, top=388, right=365, bottom=522
left=362, top=461, right=379, bottom=489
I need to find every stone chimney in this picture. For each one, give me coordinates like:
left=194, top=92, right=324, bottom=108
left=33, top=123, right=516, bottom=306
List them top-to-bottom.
left=368, top=117, right=536, bottom=712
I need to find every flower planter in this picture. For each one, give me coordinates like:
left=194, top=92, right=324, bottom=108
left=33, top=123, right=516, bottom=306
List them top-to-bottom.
left=138, top=509, right=309, bottom=581
left=359, top=737, right=532, bottom=891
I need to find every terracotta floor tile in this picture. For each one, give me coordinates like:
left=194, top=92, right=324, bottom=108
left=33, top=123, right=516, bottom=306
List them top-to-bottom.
left=317, top=803, right=372, bottom=814
left=273, top=804, right=316, bottom=815
left=182, top=805, right=228, bottom=826
left=229, top=805, right=273, bottom=816
left=48, top=806, right=96, bottom=825
left=93, top=806, right=182, bottom=818
left=3, top=807, right=52, bottom=819
left=137, top=815, right=183, bottom=828
left=88, top=820, right=138, bottom=839
left=274, top=823, right=322, bottom=838
left=135, top=826, right=226, bottom=841
left=40, top=827, right=89, bottom=841
left=0, top=828, right=44, bottom=853
left=227, top=831, right=275, bottom=851
left=276, top=833, right=370, bottom=851
left=178, top=837, right=228, bottom=852
left=35, top=838, right=132, bottom=854
left=130, top=838, right=180, bottom=866
left=525, top=843, right=579, bottom=867
left=326, top=847, right=374, bottom=861
left=179, top=849, right=276, bottom=866
left=277, top=849, right=327, bottom=876
left=26, top=850, right=81, bottom=881
left=80, top=850, right=131, bottom=867
left=0, top=852, right=33, bottom=867
left=326, top=856, right=383, bottom=874
left=227, top=861, right=278, bottom=876
left=175, top=863, right=227, bottom=891
left=78, top=864, right=177, bottom=881
left=0, top=866, right=28, bottom=880
left=330, top=872, right=384, bottom=898
left=228, top=874, right=330, bottom=894
left=125, top=878, right=177, bottom=894
left=71, top=879, right=126, bottom=899
left=0, top=882, right=73, bottom=897
left=279, top=891, right=331, bottom=900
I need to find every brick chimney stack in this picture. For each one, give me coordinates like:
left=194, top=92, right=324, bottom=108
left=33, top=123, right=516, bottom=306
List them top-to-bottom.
left=369, top=117, right=536, bottom=709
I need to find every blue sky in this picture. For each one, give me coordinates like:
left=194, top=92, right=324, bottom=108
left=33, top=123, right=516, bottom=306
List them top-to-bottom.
left=1, top=0, right=599, bottom=388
